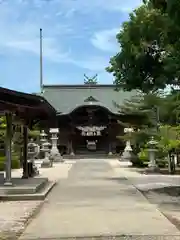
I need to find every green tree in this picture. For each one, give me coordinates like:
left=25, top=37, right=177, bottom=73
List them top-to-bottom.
left=147, top=0, right=180, bottom=84
left=107, top=4, right=171, bottom=93
left=160, top=89, right=180, bottom=125
left=115, top=93, right=162, bottom=154
left=0, top=116, right=6, bottom=141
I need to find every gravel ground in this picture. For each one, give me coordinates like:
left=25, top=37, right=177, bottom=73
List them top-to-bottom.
left=0, top=201, right=43, bottom=239
left=17, top=236, right=180, bottom=239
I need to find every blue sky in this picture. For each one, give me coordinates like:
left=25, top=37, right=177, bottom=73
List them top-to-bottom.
left=0, top=0, right=143, bottom=93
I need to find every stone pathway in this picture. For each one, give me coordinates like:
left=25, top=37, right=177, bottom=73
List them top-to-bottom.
left=20, top=159, right=180, bottom=239
left=0, top=161, right=73, bottom=239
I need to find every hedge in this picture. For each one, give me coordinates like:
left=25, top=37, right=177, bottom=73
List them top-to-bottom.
left=0, top=155, right=20, bottom=171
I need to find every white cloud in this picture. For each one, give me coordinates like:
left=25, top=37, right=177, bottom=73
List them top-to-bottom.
left=0, top=0, right=142, bottom=74
left=54, top=0, right=143, bottom=14
left=0, top=1, right=71, bottom=63
left=91, top=28, right=120, bottom=52
left=5, top=37, right=70, bottom=62
left=73, top=56, right=109, bottom=71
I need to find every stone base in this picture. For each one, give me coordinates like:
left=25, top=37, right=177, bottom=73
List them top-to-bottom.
left=50, top=149, right=64, bottom=162
left=120, top=150, right=136, bottom=162
left=54, top=154, right=64, bottom=163
left=64, top=154, right=76, bottom=159
left=41, top=158, right=52, bottom=168
left=119, top=161, right=132, bottom=167
left=144, top=165, right=160, bottom=174
left=0, top=178, right=55, bottom=201
left=0, top=178, right=47, bottom=195
left=4, top=181, right=13, bottom=186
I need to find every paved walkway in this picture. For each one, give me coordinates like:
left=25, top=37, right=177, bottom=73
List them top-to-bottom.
left=20, top=159, right=180, bottom=239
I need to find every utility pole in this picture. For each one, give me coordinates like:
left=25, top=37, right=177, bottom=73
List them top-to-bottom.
left=40, top=28, right=43, bottom=93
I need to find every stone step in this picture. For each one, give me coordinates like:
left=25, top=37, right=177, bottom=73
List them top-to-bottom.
left=63, top=154, right=118, bottom=159
left=0, top=177, right=56, bottom=201
left=0, top=181, right=56, bottom=201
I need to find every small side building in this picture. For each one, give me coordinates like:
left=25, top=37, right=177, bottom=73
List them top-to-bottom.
left=42, top=84, right=138, bottom=156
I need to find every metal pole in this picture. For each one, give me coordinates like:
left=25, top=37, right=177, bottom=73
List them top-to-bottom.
left=40, top=28, right=43, bottom=93
left=4, top=112, right=13, bottom=186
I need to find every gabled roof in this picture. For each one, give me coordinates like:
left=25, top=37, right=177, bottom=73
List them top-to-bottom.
left=41, top=84, right=137, bottom=115
left=84, top=96, right=98, bottom=102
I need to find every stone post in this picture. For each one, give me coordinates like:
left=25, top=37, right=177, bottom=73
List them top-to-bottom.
left=50, top=128, right=63, bottom=162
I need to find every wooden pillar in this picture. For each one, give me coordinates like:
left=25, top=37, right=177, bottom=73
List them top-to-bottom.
left=4, top=112, right=13, bottom=186
left=108, top=117, right=113, bottom=155
left=70, top=122, right=75, bottom=155
left=22, top=125, right=28, bottom=179
left=70, top=139, right=75, bottom=156
left=108, top=141, right=112, bottom=155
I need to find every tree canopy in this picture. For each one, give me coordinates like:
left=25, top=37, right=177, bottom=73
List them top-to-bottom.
left=107, top=1, right=180, bottom=92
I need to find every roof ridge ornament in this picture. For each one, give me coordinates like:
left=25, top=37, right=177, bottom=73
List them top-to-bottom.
left=84, top=74, right=98, bottom=85
left=84, top=95, right=99, bottom=102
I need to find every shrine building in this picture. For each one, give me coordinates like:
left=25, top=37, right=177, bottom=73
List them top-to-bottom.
left=41, top=84, right=138, bottom=157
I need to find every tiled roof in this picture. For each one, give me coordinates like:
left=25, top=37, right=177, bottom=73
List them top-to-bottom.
left=41, top=84, right=137, bottom=115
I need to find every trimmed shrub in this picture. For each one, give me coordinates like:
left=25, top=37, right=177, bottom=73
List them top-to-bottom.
left=131, top=148, right=149, bottom=167
left=134, top=148, right=168, bottom=168
left=0, top=155, right=20, bottom=171
left=156, top=159, right=168, bottom=168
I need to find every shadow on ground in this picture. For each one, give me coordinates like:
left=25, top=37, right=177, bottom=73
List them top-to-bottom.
left=95, top=177, right=128, bottom=182
left=152, top=186, right=180, bottom=196
left=139, top=187, right=180, bottom=231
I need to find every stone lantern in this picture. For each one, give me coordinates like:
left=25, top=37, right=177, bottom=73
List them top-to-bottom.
left=49, top=128, right=63, bottom=162
left=40, top=130, right=47, bottom=158
left=40, top=130, right=52, bottom=168
left=147, top=136, right=159, bottom=172
left=27, top=139, right=39, bottom=176
left=41, top=140, right=52, bottom=168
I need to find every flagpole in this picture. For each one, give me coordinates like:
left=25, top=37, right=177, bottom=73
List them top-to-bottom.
left=40, top=28, right=43, bottom=93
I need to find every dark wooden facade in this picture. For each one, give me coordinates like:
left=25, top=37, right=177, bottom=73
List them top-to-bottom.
left=56, top=105, right=125, bottom=155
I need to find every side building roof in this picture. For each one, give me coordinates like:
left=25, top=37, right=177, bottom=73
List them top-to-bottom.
left=41, top=84, right=138, bottom=115
left=0, top=87, right=56, bottom=120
